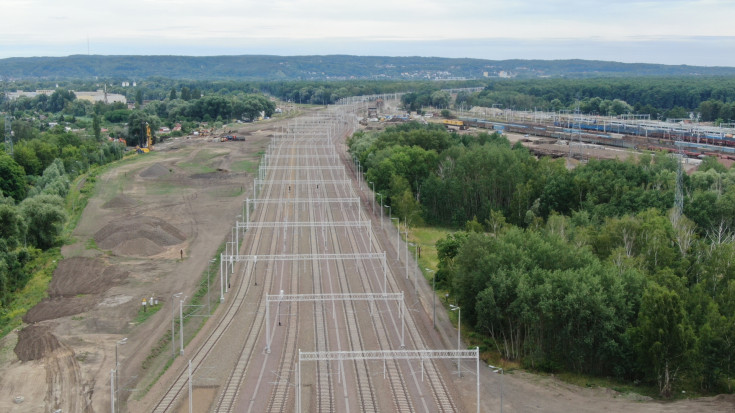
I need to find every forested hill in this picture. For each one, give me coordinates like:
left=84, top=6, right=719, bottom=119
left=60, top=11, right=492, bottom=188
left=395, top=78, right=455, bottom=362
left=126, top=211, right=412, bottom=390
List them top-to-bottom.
left=2, top=55, right=735, bottom=80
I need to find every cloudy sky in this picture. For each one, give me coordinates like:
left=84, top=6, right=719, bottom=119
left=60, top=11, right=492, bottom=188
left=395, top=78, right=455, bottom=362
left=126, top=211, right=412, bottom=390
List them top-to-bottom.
left=1, top=0, right=734, bottom=66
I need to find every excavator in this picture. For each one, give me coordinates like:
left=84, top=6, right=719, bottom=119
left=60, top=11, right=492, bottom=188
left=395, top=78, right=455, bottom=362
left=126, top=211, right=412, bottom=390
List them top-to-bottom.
left=135, top=123, right=154, bottom=154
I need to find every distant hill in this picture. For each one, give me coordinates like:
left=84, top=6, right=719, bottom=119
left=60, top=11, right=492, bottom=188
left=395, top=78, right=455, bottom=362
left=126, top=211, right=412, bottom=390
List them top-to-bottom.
left=1, top=55, right=734, bottom=80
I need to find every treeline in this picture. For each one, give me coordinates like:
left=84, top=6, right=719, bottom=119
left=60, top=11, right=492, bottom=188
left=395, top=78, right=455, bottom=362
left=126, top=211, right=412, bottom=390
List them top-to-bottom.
left=3, top=55, right=735, bottom=81
left=8, top=76, right=734, bottom=124
left=458, top=77, right=735, bottom=121
left=3, top=78, right=478, bottom=108
left=3, top=87, right=276, bottom=145
left=348, top=123, right=735, bottom=396
left=0, top=124, right=123, bottom=311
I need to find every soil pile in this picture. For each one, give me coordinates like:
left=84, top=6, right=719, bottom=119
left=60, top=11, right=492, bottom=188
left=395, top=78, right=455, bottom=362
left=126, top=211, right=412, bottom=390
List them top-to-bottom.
left=139, top=163, right=171, bottom=179
left=102, top=194, right=137, bottom=209
left=94, top=216, right=186, bottom=256
left=114, top=238, right=164, bottom=256
left=23, top=257, right=129, bottom=323
left=48, top=257, right=129, bottom=297
left=24, top=296, right=98, bottom=323
left=14, top=324, right=62, bottom=361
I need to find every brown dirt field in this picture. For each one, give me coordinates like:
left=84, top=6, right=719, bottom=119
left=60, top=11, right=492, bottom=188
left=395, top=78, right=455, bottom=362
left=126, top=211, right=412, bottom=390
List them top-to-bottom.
left=0, top=113, right=287, bottom=412
left=139, top=162, right=172, bottom=179
left=102, top=194, right=137, bottom=209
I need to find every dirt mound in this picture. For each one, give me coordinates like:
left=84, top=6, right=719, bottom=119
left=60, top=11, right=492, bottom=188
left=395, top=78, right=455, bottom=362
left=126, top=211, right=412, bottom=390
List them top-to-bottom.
left=139, top=163, right=171, bottom=178
left=102, top=194, right=137, bottom=209
left=94, top=216, right=186, bottom=256
left=113, top=237, right=165, bottom=256
left=23, top=257, right=130, bottom=323
left=49, top=257, right=129, bottom=297
left=23, top=296, right=97, bottom=323
left=14, top=324, right=62, bottom=361
left=712, top=394, right=735, bottom=404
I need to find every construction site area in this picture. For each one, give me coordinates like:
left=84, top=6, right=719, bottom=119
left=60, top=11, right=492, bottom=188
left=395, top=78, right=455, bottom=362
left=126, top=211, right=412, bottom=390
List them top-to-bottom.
left=1, top=99, right=734, bottom=412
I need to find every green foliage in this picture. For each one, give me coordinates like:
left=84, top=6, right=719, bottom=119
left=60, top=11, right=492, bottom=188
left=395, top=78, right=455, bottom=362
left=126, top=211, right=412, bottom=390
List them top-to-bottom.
left=4, top=55, right=735, bottom=82
left=469, top=77, right=735, bottom=114
left=105, top=108, right=131, bottom=123
left=127, top=110, right=159, bottom=145
left=92, top=114, right=101, bottom=141
left=0, top=118, right=122, bottom=324
left=343, top=120, right=735, bottom=394
left=0, top=154, right=27, bottom=201
left=20, top=194, right=66, bottom=249
left=0, top=202, right=23, bottom=251
left=0, top=247, right=58, bottom=337
left=632, top=284, right=694, bottom=397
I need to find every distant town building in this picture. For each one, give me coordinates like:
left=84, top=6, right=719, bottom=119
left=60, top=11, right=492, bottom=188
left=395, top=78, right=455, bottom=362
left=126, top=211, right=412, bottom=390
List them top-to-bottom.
left=7, top=89, right=126, bottom=104
left=7, top=90, right=53, bottom=99
left=75, top=90, right=127, bottom=104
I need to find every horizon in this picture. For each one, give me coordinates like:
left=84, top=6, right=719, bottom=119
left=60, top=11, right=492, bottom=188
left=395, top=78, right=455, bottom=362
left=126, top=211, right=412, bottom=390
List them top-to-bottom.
left=2, top=1, right=735, bottom=67
left=2, top=37, right=735, bottom=68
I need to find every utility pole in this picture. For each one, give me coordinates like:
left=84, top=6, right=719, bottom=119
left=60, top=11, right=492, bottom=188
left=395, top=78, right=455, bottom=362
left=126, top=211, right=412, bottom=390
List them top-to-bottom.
left=2, top=76, right=12, bottom=155
left=674, top=137, right=685, bottom=221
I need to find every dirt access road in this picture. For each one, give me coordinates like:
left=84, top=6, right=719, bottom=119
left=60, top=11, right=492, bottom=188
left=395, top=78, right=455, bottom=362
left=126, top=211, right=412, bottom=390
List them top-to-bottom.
left=0, top=105, right=733, bottom=412
left=0, top=115, right=286, bottom=412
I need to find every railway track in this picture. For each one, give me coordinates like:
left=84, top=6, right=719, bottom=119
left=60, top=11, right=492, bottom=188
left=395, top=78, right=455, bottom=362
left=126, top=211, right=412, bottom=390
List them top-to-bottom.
left=152, top=107, right=464, bottom=412
left=267, top=141, right=333, bottom=412
left=151, top=145, right=287, bottom=412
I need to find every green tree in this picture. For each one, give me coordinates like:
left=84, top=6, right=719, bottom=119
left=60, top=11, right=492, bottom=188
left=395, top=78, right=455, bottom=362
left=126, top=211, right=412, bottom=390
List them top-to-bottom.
left=181, top=86, right=191, bottom=101
left=169, top=88, right=177, bottom=100
left=47, top=89, right=76, bottom=112
left=135, top=89, right=144, bottom=105
left=430, top=91, right=451, bottom=108
left=665, top=106, right=689, bottom=119
left=127, top=111, right=159, bottom=146
left=92, top=114, right=101, bottom=141
left=11, top=119, right=40, bottom=141
left=12, top=143, right=42, bottom=176
left=0, top=154, right=27, bottom=201
left=699, top=156, right=727, bottom=173
left=20, top=194, right=66, bottom=249
left=0, top=202, right=23, bottom=251
left=485, top=209, right=507, bottom=235
left=633, top=284, right=694, bottom=397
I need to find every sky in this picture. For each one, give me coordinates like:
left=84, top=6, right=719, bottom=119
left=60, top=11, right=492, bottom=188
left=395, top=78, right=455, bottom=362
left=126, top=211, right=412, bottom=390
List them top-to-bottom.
left=1, top=0, right=734, bottom=66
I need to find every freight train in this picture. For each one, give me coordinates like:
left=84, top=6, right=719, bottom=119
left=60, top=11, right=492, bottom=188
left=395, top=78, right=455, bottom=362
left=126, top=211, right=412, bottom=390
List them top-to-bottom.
left=459, top=117, right=735, bottom=159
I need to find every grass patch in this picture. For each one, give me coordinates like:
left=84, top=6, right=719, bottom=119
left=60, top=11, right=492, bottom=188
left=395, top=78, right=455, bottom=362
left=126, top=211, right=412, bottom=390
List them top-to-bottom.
left=178, top=149, right=220, bottom=174
left=230, top=159, right=258, bottom=173
left=178, top=162, right=216, bottom=174
left=63, top=168, right=100, bottom=240
left=145, top=182, right=180, bottom=196
left=211, top=186, right=245, bottom=197
left=405, top=225, right=452, bottom=280
left=85, top=237, right=99, bottom=250
left=0, top=248, right=60, bottom=338
left=134, top=302, right=163, bottom=325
